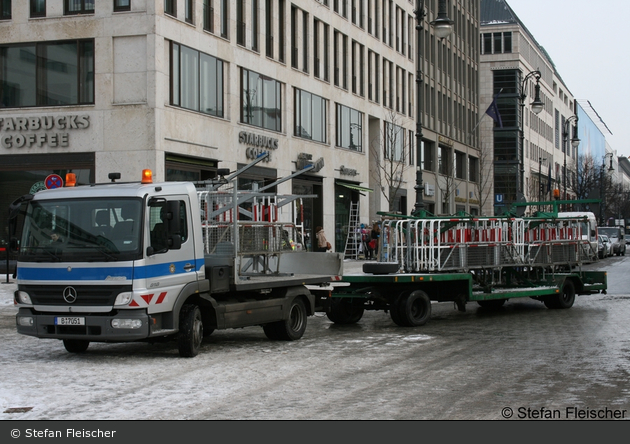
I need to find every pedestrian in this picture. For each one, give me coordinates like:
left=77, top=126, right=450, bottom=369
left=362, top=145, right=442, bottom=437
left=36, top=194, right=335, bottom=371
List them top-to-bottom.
left=361, top=223, right=372, bottom=259
left=370, top=223, right=380, bottom=259
left=315, top=226, right=330, bottom=252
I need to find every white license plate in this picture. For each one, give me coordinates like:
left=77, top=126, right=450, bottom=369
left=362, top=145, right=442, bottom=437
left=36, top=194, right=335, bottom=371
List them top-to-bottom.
left=55, top=317, right=85, bottom=326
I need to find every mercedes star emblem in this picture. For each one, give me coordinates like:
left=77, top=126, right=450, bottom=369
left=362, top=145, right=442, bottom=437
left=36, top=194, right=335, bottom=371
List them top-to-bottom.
left=63, top=286, right=78, bottom=304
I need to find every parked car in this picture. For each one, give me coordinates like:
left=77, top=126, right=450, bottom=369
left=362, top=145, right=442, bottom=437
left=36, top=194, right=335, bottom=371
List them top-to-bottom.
left=598, top=226, right=626, bottom=256
left=599, top=234, right=613, bottom=259
left=625, top=234, right=630, bottom=246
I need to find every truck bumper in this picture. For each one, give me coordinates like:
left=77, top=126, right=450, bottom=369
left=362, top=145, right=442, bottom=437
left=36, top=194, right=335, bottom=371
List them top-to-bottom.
left=16, top=308, right=151, bottom=342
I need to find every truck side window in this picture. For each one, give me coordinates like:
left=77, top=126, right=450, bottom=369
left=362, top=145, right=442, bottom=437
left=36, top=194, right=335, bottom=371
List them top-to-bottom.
left=149, top=201, right=188, bottom=252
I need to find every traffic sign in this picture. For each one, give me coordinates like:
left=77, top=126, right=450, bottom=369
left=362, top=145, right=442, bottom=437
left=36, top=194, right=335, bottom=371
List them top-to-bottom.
left=45, top=174, right=63, bottom=189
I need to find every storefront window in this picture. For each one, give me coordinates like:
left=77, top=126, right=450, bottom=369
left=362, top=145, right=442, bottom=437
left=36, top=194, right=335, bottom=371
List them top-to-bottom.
left=0, top=158, right=94, bottom=257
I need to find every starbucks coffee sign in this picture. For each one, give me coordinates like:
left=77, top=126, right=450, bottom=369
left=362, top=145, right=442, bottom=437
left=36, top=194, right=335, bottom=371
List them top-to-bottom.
left=0, top=115, right=90, bottom=149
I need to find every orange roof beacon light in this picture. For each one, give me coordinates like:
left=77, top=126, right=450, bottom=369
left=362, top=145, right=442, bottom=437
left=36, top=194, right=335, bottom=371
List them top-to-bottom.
left=141, top=169, right=153, bottom=184
left=65, top=173, right=77, bottom=187
left=553, top=189, right=560, bottom=199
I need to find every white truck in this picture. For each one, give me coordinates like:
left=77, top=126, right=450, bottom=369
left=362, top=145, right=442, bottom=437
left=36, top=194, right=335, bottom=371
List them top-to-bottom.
left=10, top=169, right=342, bottom=357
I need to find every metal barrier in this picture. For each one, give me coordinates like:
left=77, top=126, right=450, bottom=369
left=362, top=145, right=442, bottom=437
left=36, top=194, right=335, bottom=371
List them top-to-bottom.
left=380, top=214, right=593, bottom=273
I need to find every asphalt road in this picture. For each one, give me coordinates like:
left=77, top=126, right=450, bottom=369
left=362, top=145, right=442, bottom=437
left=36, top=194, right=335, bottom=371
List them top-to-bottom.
left=1, top=255, right=629, bottom=421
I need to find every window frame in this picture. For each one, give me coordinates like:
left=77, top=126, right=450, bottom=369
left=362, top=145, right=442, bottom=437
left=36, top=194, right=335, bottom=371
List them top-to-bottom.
left=0, top=0, right=10, bottom=20
left=30, top=0, right=46, bottom=18
left=64, top=0, right=94, bottom=15
left=113, top=0, right=130, bottom=12
left=164, top=0, right=176, bottom=17
left=0, top=39, right=95, bottom=108
left=170, top=41, right=225, bottom=118
left=240, top=68, right=283, bottom=132
left=294, top=88, right=327, bottom=144
left=335, top=103, right=363, bottom=152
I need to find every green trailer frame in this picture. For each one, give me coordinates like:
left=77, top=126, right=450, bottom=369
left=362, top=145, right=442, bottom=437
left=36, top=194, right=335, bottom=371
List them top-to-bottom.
left=323, top=269, right=607, bottom=327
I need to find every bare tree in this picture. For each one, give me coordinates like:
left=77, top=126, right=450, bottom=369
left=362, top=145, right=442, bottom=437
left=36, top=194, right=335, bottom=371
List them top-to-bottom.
left=369, top=110, right=414, bottom=213
left=475, top=141, right=494, bottom=215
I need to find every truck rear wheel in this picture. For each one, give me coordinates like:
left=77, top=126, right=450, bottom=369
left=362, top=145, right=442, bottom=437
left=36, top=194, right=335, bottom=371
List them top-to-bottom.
left=397, top=290, right=431, bottom=327
left=263, top=298, right=307, bottom=341
left=326, top=298, right=365, bottom=324
left=178, top=304, right=203, bottom=357
left=63, top=339, right=90, bottom=353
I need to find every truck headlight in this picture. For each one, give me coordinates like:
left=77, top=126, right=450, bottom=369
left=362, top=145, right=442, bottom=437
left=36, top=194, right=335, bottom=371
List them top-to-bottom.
left=16, top=291, right=32, bottom=305
left=114, top=292, right=133, bottom=306
left=18, top=316, right=34, bottom=327
left=111, top=319, right=143, bottom=329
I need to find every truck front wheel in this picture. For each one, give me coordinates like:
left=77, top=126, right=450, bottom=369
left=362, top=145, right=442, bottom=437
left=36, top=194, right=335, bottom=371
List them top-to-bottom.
left=263, top=298, right=307, bottom=341
left=178, top=304, right=204, bottom=357
left=63, top=339, right=89, bottom=353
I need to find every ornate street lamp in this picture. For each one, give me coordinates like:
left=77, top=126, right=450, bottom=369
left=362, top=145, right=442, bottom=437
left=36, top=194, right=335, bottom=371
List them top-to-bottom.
left=413, top=0, right=453, bottom=217
left=519, top=70, right=544, bottom=198
left=562, top=115, right=580, bottom=209
left=600, top=153, right=615, bottom=225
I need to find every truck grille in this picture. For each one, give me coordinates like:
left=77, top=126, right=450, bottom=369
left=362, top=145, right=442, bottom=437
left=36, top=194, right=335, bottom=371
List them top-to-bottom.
left=21, top=284, right=132, bottom=306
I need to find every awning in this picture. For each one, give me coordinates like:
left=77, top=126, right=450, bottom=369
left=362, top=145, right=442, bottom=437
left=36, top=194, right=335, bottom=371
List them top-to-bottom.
left=337, top=183, right=374, bottom=193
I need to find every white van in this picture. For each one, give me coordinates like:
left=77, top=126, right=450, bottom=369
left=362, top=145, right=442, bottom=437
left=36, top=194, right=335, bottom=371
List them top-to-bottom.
left=557, top=211, right=598, bottom=261
left=598, top=226, right=626, bottom=256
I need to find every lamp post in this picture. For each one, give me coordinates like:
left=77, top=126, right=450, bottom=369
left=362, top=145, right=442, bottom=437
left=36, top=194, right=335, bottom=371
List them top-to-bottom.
left=412, top=0, right=453, bottom=217
left=519, top=70, right=544, bottom=200
left=562, top=115, right=580, bottom=210
left=600, top=153, right=614, bottom=225
left=538, top=156, right=546, bottom=212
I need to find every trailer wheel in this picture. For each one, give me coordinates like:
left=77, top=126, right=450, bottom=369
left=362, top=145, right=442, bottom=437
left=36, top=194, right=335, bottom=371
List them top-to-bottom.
left=557, top=280, right=576, bottom=309
left=544, top=281, right=576, bottom=309
left=398, top=290, right=431, bottom=327
left=389, top=291, right=408, bottom=326
left=264, top=298, right=308, bottom=341
left=326, top=298, right=365, bottom=324
left=477, top=299, right=506, bottom=309
left=178, top=304, right=203, bottom=357
left=63, top=339, right=90, bottom=353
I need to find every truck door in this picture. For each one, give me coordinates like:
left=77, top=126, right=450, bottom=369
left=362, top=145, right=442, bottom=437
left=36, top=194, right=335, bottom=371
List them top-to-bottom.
left=144, top=196, right=199, bottom=314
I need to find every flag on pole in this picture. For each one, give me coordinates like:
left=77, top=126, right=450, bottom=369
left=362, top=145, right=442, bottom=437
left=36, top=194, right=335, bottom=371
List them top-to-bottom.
left=485, top=91, right=503, bottom=128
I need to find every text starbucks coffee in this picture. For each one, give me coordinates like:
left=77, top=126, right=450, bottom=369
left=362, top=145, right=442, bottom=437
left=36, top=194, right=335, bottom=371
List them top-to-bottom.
left=0, top=115, right=90, bottom=149
left=239, top=131, right=278, bottom=162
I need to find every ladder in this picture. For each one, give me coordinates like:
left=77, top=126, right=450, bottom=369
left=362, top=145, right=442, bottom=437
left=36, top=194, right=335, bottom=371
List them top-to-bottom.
left=344, top=202, right=361, bottom=260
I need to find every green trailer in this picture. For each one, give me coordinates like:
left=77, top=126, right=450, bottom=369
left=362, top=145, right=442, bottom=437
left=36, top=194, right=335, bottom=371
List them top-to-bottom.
left=321, top=203, right=607, bottom=326
left=322, top=267, right=606, bottom=326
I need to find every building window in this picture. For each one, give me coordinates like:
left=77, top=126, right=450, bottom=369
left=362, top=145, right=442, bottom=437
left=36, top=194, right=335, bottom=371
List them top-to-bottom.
left=1, top=0, right=10, bottom=20
left=31, top=0, right=46, bottom=17
left=64, top=0, right=94, bottom=15
left=113, top=0, right=130, bottom=12
left=165, top=0, right=175, bottom=17
left=185, top=0, right=193, bottom=24
left=203, top=0, right=213, bottom=32
left=220, top=0, right=228, bottom=38
left=237, top=0, right=245, bottom=46
left=252, top=0, right=259, bottom=51
left=265, top=0, right=273, bottom=57
left=278, top=0, right=285, bottom=62
left=290, top=5, right=298, bottom=68
left=302, top=11, right=308, bottom=73
left=323, top=23, right=329, bottom=81
left=503, top=32, right=512, bottom=53
left=0, top=39, right=94, bottom=107
left=170, top=42, right=224, bottom=118
left=241, top=68, right=282, bottom=132
left=294, top=88, right=327, bottom=143
left=336, top=103, right=363, bottom=152
left=385, top=122, right=405, bottom=162
left=420, top=140, right=434, bottom=172
left=439, top=146, right=451, bottom=176
left=455, top=151, right=465, bottom=179
left=468, top=156, right=478, bottom=183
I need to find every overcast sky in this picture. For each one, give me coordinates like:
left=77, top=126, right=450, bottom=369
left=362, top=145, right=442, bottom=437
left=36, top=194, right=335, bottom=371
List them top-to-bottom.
left=503, top=0, right=630, bottom=157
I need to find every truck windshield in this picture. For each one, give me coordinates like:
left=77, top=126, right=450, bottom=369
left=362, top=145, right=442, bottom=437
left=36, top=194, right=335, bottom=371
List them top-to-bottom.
left=19, top=198, right=143, bottom=262
left=598, top=227, right=621, bottom=240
